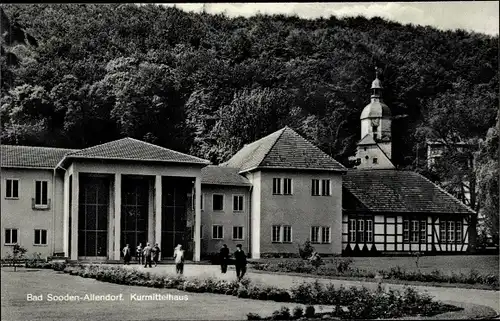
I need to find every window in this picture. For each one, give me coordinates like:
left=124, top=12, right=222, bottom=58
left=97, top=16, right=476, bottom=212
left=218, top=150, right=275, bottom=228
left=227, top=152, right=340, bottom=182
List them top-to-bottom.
left=372, top=125, right=378, bottom=140
left=373, top=158, right=378, bottom=164
left=273, top=178, right=282, bottom=195
left=283, top=178, right=292, bottom=195
left=5, top=179, right=19, bottom=199
left=311, top=179, right=320, bottom=196
left=321, top=179, right=331, bottom=196
left=34, top=180, right=48, bottom=207
left=212, top=194, right=224, bottom=211
left=233, top=195, right=244, bottom=212
left=349, top=219, right=356, bottom=242
left=357, top=219, right=365, bottom=242
left=366, top=220, right=373, bottom=242
left=403, top=220, right=410, bottom=241
left=410, top=220, right=419, bottom=243
left=420, top=220, right=426, bottom=243
left=440, top=221, right=446, bottom=241
left=447, top=221, right=455, bottom=242
left=456, top=221, right=462, bottom=242
left=212, top=225, right=223, bottom=239
left=272, top=225, right=281, bottom=243
left=283, top=225, right=292, bottom=243
left=233, top=226, right=244, bottom=240
left=311, top=226, right=320, bottom=243
left=321, top=227, right=331, bottom=244
left=5, top=228, right=18, bottom=245
left=34, top=229, right=47, bottom=245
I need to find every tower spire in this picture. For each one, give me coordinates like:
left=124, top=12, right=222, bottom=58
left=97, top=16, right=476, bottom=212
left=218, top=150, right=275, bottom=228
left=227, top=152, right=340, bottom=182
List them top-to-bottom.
left=371, top=66, right=383, bottom=99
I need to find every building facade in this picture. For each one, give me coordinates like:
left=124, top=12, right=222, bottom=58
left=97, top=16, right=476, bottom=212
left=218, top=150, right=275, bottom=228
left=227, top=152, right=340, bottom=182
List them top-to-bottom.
left=1, top=73, right=475, bottom=261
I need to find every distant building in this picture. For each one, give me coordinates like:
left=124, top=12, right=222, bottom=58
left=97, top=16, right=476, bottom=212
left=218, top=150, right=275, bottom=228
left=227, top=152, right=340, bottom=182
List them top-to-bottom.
left=343, top=71, right=475, bottom=254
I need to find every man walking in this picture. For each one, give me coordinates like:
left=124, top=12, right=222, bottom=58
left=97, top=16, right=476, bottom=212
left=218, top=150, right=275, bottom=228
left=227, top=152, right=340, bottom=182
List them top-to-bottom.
left=136, top=243, right=143, bottom=265
left=143, top=243, right=153, bottom=268
left=152, top=243, right=161, bottom=267
left=122, top=244, right=131, bottom=265
left=173, top=244, right=184, bottom=274
left=219, top=244, right=230, bottom=273
left=234, top=244, right=247, bottom=281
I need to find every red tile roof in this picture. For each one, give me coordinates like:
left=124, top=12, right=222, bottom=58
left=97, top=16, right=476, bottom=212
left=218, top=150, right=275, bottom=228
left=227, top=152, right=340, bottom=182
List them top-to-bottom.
left=223, top=127, right=346, bottom=173
left=65, top=137, right=210, bottom=165
left=1, top=145, right=77, bottom=169
left=201, top=165, right=251, bottom=186
left=343, top=169, right=475, bottom=214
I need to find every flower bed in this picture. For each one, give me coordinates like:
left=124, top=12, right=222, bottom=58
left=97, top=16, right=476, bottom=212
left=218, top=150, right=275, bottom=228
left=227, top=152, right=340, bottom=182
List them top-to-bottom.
left=251, top=259, right=499, bottom=289
left=34, top=263, right=460, bottom=319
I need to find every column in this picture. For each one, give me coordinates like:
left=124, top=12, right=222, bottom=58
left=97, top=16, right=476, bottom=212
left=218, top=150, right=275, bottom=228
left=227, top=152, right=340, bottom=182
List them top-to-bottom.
left=70, top=172, right=79, bottom=260
left=63, top=173, right=70, bottom=257
left=113, top=173, right=122, bottom=260
left=155, top=175, right=162, bottom=260
left=194, top=176, right=202, bottom=261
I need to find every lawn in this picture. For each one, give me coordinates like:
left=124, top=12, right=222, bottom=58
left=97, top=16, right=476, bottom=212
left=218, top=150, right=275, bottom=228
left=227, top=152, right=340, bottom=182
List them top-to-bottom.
left=251, top=255, right=499, bottom=276
left=0, top=268, right=307, bottom=321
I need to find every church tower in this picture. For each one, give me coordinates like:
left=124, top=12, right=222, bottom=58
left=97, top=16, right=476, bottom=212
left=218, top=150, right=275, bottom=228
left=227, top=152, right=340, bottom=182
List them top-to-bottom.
left=350, top=68, right=395, bottom=169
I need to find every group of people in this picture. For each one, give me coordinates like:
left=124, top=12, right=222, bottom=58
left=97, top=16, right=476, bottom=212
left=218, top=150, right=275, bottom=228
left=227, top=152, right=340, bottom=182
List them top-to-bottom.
left=123, top=242, right=248, bottom=281
left=122, top=243, right=161, bottom=268
left=220, top=244, right=247, bottom=281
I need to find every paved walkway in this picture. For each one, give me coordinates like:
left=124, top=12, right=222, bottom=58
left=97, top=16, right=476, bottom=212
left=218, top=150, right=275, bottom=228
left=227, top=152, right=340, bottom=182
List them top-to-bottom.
left=122, top=264, right=500, bottom=314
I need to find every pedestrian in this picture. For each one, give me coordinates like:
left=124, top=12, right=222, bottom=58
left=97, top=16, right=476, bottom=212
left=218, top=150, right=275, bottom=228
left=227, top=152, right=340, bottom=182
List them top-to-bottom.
left=136, top=243, right=143, bottom=265
left=143, top=243, right=153, bottom=268
left=152, top=243, right=161, bottom=267
left=122, top=244, right=131, bottom=265
left=173, top=244, right=184, bottom=275
left=219, top=244, right=230, bottom=273
left=234, top=244, right=247, bottom=281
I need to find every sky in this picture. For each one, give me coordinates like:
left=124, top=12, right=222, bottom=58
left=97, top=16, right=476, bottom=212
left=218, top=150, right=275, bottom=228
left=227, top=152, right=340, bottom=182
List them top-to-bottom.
left=159, top=2, right=499, bottom=36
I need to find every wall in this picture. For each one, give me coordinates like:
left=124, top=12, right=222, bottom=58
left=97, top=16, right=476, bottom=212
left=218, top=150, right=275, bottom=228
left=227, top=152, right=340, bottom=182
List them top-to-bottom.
left=355, top=144, right=394, bottom=169
left=1, top=168, right=63, bottom=258
left=257, top=170, right=343, bottom=256
left=198, top=185, right=251, bottom=255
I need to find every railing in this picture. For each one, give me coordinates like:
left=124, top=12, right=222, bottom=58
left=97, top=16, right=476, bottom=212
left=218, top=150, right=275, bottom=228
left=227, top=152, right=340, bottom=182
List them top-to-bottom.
left=32, top=198, right=51, bottom=210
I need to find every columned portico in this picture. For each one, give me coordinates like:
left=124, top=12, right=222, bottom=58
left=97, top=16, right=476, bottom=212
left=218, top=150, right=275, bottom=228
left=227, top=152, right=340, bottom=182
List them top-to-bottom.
left=70, top=171, right=79, bottom=260
left=113, top=173, right=122, bottom=260
left=154, top=175, right=162, bottom=260
left=194, top=176, right=202, bottom=261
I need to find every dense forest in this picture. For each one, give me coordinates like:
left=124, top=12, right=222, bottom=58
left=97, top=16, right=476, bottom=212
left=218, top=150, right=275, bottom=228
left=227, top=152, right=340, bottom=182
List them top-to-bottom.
left=0, top=4, right=498, bottom=238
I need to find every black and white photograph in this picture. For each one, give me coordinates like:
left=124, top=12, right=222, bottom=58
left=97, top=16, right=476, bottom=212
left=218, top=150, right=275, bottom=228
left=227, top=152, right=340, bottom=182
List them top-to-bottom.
left=1, top=2, right=499, bottom=320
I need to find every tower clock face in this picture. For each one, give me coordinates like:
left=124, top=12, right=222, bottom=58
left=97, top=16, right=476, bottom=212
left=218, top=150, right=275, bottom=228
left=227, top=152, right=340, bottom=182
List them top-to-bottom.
left=370, top=118, right=380, bottom=126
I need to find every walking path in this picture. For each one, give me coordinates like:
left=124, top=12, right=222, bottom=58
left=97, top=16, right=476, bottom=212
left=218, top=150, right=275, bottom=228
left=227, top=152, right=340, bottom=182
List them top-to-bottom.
left=122, top=264, right=500, bottom=314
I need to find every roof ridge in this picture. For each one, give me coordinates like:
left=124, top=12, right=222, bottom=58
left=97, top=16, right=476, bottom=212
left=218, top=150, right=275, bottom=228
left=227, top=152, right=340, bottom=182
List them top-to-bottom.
left=255, top=127, right=287, bottom=168
left=287, top=127, right=346, bottom=169
left=66, top=137, right=130, bottom=156
left=126, top=137, right=210, bottom=163
left=1, top=144, right=79, bottom=151
left=414, top=171, right=476, bottom=214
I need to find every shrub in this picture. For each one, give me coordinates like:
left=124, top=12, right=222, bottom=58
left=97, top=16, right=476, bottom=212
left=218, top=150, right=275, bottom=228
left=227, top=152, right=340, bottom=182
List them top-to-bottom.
left=298, top=240, right=315, bottom=260
left=51, top=262, right=67, bottom=271
left=47, top=264, right=458, bottom=319
left=305, top=305, right=315, bottom=318
left=292, top=306, right=303, bottom=318
left=271, top=307, right=291, bottom=320
left=247, top=313, right=262, bottom=320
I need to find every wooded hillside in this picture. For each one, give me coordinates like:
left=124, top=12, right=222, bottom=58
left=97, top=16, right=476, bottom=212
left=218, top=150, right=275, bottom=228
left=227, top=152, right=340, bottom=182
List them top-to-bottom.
left=0, top=4, right=498, bottom=236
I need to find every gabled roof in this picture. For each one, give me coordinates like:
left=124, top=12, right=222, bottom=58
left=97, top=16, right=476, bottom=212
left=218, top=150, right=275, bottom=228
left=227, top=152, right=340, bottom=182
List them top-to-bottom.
left=223, top=127, right=346, bottom=173
left=357, top=134, right=377, bottom=146
left=63, top=137, right=210, bottom=165
left=1, top=145, right=77, bottom=169
left=201, top=165, right=251, bottom=186
left=343, top=169, right=475, bottom=214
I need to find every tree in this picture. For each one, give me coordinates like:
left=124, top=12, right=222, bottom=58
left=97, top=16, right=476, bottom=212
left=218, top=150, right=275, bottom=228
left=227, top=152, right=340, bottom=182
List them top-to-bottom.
left=10, top=243, right=27, bottom=271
